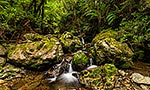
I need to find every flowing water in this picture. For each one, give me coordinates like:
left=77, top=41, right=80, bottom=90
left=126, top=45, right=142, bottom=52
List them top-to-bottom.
left=81, top=37, right=85, bottom=45
left=87, top=58, right=97, bottom=70
left=47, top=60, right=81, bottom=90
left=68, top=61, right=73, bottom=73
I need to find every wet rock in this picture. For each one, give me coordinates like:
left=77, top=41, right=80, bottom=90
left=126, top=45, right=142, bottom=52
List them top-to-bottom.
left=59, top=32, right=82, bottom=53
left=7, top=33, right=64, bottom=69
left=93, top=33, right=133, bottom=68
left=0, top=45, right=7, bottom=56
left=73, top=50, right=89, bottom=71
left=0, top=57, right=6, bottom=66
left=0, top=63, right=25, bottom=80
left=79, top=64, right=118, bottom=90
left=79, top=64, right=150, bottom=90
left=10, top=72, right=50, bottom=90
left=130, top=73, right=150, bottom=85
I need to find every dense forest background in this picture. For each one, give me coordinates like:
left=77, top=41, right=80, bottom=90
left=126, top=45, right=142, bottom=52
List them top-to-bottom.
left=0, top=0, right=150, bottom=62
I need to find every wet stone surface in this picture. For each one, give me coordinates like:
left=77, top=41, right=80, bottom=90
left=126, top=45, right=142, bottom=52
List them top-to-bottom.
left=0, top=62, right=150, bottom=90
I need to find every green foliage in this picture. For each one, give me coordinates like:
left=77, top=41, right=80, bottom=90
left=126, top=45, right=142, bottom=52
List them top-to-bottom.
left=0, top=0, right=150, bottom=62
left=0, top=0, right=25, bottom=30
left=119, top=11, right=150, bottom=61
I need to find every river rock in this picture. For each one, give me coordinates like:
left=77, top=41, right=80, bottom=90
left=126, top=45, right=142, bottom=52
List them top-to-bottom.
left=92, top=30, right=133, bottom=68
left=59, top=32, right=82, bottom=53
left=7, top=33, right=64, bottom=69
left=0, top=45, right=7, bottom=56
left=72, top=50, right=89, bottom=71
left=0, top=63, right=25, bottom=79
left=79, top=64, right=118, bottom=90
left=130, top=73, right=150, bottom=85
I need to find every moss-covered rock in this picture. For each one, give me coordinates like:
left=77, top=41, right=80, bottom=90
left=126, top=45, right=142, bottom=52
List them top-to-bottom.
left=92, top=29, right=118, bottom=43
left=92, top=31, right=133, bottom=68
left=59, top=32, right=82, bottom=53
left=7, top=33, right=64, bottom=70
left=72, top=50, right=89, bottom=71
left=0, top=63, right=25, bottom=79
left=79, top=64, right=118, bottom=90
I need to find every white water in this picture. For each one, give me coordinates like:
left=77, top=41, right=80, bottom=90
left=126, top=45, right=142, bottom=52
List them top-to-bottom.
left=81, top=37, right=85, bottom=45
left=87, top=58, right=97, bottom=69
left=90, top=58, right=93, bottom=66
left=47, top=59, right=65, bottom=83
left=56, top=61, right=80, bottom=87
left=68, top=61, right=73, bottom=73
left=87, top=65, right=98, bottom=69
left=57, top=71, right=79, bottom=84
left=47, top=76, right=57, bottom=83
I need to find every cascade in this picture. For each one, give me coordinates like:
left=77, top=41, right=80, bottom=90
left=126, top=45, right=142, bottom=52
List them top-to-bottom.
left=81, top=37, right=85, bottom=45
left=87, top=58, right=97, bottom=70
left=46, top=59, right=65, bottom=83
left=56, top=61, right=80, bottom=87
left=68, top=61, right=73, bottom=73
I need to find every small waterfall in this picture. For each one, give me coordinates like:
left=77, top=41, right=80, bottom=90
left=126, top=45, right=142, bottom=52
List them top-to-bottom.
left=81, top=37, right=85, bottom=45
left=87, top=58, right=97, bottom=70
left=90, top=58, right=93, bottom=66
left=46, top=59, right=65, bottom=83
left=47, top=59, right=80, bottom=87
left=56, top=60, right=80, bottom=88
left=68, top=61, right=73, bottom=73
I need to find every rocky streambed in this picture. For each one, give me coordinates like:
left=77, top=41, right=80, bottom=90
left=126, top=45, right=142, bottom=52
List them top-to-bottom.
left=0, top=32, right=150, bottom=90
left=0, top=61, right=150, bottom=90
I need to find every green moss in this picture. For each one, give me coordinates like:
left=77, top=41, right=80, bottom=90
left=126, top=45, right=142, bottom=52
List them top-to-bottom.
left=93, top=29, right=118, bottom=43
left=59, top=32, right=82, bottom=52
left=59, top=32, right=73, bottom=47
left=73, top=50, right=89, bottom=65
left=104, top=64, right=117, bottom=77
left=89, top=68, right=102, bottom=78
left=92, top=79, right=100, bottom=85
left=105, top=81, right=112, bottom=86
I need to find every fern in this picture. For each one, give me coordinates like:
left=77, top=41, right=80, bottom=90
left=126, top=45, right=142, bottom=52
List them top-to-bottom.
left=106, top=12, right=116, bottom=25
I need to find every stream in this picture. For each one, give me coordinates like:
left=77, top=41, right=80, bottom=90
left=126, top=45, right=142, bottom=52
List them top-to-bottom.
left=0, top=34, right=150, bottom=90
left=0, top=60, right=149, bottom=90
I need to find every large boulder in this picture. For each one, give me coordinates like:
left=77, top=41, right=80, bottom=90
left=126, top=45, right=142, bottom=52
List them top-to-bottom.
left=92, top=31, right=133, bottom=68
left=59, top=32, right=82, bottom=53
left=7, top=33, right=64, bottom=69
left=79, top=64, right=118, bottom=90
left=79, top=64, right=150, bottom=90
